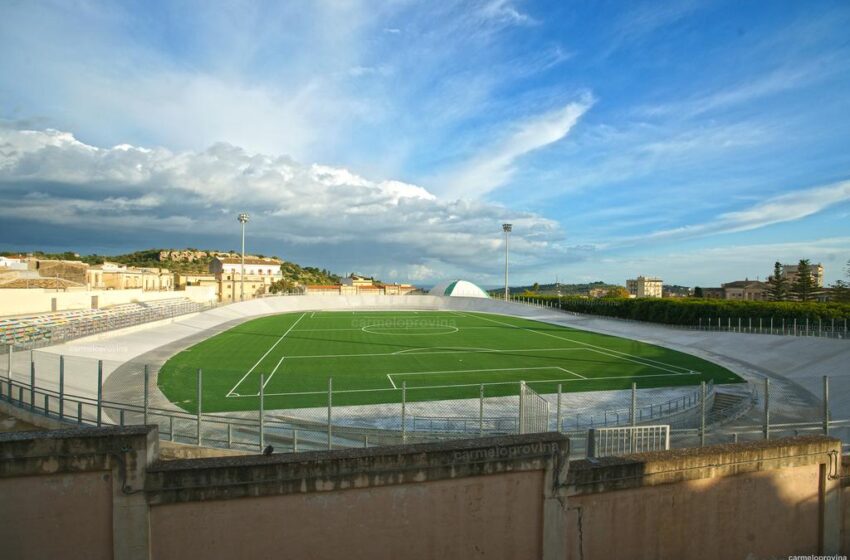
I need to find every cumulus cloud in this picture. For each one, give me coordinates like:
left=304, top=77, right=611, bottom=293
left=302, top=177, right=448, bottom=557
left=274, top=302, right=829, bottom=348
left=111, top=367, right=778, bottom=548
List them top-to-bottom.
left=0, top=126, right=571, bottom=283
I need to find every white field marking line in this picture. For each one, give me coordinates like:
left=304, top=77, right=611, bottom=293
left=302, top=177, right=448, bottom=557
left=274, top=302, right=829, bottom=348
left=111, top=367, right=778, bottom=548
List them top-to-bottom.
left=458, top=311, right=696, bottom=375
left=226, top=312, right=306, bottom=397
left=289, top=325, right=505, bottom=333
left=361, top=325, right=459, bottom=335
left=280, top=346, right=586, bottom=360
left=392, top=346, right=495, bottom=354
left=259, top=356, right=286, bottom=393
left=387, top=366, right=584, bottom=381
left=228, top=371, right=694, bottom=398
left=386, top=374, right=397, bottom=389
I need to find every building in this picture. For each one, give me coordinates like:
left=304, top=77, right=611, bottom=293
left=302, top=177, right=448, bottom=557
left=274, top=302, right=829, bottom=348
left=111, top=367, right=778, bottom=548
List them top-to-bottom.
left=0, top=256, right=28, bottom=271
left=209, top=257, right=283, bottom=302
left=87, top=262, right=173, bottom=291
left=782, top=262, right=824, bottom=287
left=174, top=273, right=219, bottom=291
left=340, top=274, right=374, bottom=288
left=625, top=276, right=663, bottom=298
left=721, top=280, right=769, bottom=301
left=304, top=283, right=416, bottom=296
left=699, top=287, right=725, bottom=299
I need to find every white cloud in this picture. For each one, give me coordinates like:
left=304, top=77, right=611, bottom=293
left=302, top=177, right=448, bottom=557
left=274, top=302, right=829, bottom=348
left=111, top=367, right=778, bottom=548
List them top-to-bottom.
left=434, top=96, right=594, bottom=198
left=0, top=126, right=570, bottom=283
left=610, top=179, right=850, bottom=247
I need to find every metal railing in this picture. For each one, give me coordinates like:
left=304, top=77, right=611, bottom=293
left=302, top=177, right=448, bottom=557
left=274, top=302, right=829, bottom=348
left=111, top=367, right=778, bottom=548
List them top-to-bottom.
left=587, top=425, right=670, bottom=457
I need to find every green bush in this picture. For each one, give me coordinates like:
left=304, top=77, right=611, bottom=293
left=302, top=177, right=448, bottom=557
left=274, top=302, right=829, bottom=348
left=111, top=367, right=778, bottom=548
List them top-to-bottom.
left=532, top=295, right=850, bottom=325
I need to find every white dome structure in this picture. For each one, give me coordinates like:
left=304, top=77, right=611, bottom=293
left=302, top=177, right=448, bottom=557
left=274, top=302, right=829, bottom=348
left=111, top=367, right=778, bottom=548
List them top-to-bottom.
left=429, top=280, right=490, bottom=298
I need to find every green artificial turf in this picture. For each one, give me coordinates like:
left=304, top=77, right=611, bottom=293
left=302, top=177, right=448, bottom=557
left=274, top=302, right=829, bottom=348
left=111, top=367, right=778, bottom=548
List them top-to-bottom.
left=157, top=310, right=743, bottom=413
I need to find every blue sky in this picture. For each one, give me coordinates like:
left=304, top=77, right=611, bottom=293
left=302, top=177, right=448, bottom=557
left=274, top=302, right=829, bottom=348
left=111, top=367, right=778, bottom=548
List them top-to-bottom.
left=1, top=0, right=849, bottom=287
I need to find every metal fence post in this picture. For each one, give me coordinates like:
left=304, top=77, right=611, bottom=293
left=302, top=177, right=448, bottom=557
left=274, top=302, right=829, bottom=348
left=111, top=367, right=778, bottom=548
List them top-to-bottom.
left=7, top=345, right=12, bottom=381
left=29, top=354, right=35, bottom=411
left=59, top=355, right=64, bottom=420
left=96, top=360, right=103, bottom=427
left=143, top=365, right=149, bottom=426
left=197, top=369, right=203, bottom=446
left=259, top=373, right=265, bottom=451
left=823, top=375, right=830, bottom=436
left=327, top=377, right=333, bottom=450
left=763, top=377, right=770, bottom=440
left=401, top=381, right=407, bottom=444
left=518, top=381, right=526, bottom=434
left=699, top=381, right=706, bottom=447
left=630, top=382, right=637, bottom=453
left=478, top=384, right=484, bottom=437
left=556, top=384, right=562, bottom=433
left=227, top=423, right=233, bottom=449
left=293, top=429, right=298, bottom=452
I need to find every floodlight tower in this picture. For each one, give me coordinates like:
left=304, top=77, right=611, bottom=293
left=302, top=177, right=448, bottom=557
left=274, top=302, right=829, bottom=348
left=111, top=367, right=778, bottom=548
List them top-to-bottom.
left=238, top=212, right=250, bottom=301
left=502, top=223, right=512, bottom=301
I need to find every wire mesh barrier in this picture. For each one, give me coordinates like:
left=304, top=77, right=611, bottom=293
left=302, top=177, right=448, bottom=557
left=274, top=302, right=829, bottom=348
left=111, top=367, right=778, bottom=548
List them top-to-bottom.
left=494, top=295, right=850, bottom=340
left=2, top=342, right=849, bottom=458
left=518, top=381, right=549, bottom=434
left=587, top=424, right=670, bottom=457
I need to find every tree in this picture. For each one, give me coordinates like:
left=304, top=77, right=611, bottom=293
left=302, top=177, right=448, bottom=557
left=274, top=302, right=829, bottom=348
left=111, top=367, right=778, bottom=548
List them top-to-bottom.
left=790, top=259, right=816, bottom=301
left=830, top=259, right=850, bottom=303
left=766, top=261, right=789, bottom=301
left=269, top=279, right=293, bottom=294
left=831, top=280, right=850, bottom=303
left=531, top=282, right=540, bottom=293
left=603, top=286, right=630, bottom=298
left=693, top=286, right=704, bottom=298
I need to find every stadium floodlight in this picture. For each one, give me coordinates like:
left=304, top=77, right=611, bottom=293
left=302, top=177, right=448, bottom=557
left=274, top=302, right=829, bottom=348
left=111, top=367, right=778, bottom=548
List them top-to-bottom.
left=238, top=213, right=250, bottom=302
left=502, top=223, right=512, bottom=301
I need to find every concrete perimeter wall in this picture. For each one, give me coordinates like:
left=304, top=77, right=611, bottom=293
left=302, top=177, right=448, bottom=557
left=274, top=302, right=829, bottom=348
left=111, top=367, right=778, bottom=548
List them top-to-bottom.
left=0, top=286, right=215, bottom=316
left=0, top=427, right=845, bottom=559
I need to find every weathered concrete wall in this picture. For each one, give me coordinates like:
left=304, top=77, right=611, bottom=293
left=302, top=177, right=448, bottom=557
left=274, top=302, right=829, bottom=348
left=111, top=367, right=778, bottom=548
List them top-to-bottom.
left=0, top=286, right=214, bottom=316
left=0, top=426, right=159, bottom=560
left=0, top=427, right=846, bottom=560
left=146, top=433, right=570, bottom=560
left=565, top=436, right=842, bottom=559
left=841, top=456, right=850, bottom=555
left=0, top=471, right=113, bottom=559
left=150, top=471, right=544, bottom=560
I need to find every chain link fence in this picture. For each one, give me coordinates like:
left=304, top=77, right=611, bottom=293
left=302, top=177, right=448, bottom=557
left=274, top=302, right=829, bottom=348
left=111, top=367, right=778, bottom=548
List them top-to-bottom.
left=3, top=342, right=848, bottom=458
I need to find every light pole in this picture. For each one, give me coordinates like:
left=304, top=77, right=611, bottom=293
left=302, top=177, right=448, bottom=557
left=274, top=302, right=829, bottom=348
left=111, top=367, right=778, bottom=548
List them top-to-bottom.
left=238, top=212, right=250, bottom=301
left=502, top=223, right=512, bottom=301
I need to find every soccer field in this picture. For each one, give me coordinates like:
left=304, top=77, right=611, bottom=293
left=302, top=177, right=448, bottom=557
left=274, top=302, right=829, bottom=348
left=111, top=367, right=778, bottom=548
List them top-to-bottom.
left=157, top=310, right=743, bottom=413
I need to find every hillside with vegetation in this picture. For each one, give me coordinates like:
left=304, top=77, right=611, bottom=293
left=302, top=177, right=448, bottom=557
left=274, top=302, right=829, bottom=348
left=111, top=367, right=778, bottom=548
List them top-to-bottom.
left=1, top=248, right=341, bottom=286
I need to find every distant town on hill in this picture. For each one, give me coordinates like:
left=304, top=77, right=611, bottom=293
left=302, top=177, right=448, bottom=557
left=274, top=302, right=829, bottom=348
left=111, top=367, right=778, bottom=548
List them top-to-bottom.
left=0, top=248, right=342, bottom=286
left=489, top=281, right=693, bottom=298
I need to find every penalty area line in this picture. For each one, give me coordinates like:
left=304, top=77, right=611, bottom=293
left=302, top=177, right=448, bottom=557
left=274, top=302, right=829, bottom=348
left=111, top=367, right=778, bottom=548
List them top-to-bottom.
left=226, top=312, right=305, bottom=397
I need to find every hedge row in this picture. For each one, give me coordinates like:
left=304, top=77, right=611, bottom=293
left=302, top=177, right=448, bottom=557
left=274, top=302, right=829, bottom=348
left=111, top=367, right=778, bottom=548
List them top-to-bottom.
left=530, top=295, right=850, bottom=325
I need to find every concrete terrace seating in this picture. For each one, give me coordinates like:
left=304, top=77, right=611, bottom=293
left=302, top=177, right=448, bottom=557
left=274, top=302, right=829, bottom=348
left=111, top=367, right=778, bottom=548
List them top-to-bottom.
left=0, top=298, right=202, bottom=347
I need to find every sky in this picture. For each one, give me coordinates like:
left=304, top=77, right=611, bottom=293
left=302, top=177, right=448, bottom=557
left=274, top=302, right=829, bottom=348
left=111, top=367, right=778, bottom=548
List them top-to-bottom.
left=1, top=0, right=849, bottom=288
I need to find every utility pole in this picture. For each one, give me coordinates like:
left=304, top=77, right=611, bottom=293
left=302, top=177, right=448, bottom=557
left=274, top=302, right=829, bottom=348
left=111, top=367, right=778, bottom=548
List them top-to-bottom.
left=238, top=213, right=250, bottom=301
left=502, top=223, right=512, bottom=300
